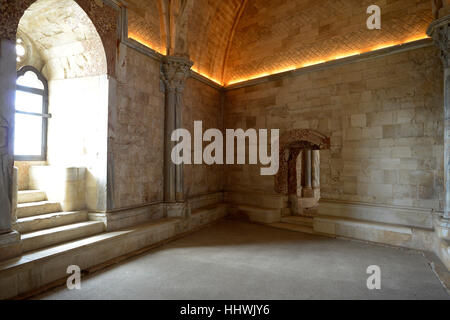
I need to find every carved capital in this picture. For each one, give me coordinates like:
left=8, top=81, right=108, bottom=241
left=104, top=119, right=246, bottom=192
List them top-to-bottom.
left=428, top=16, right=450, bottom=68
left=160, top=56, right=193, bottom=92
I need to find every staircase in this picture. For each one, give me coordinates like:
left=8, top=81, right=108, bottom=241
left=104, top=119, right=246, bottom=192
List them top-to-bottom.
left=15, top=190, right=105, bottom=253
left=268, top=215, right=314, bottom=234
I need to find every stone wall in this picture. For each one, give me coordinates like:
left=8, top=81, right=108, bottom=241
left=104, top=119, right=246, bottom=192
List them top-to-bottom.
left=110, top=44, right=165, bottom=210
left=224, top=45, right=444, bottom=212
left=183, top=77, right=224, bottom=199
left=13, top=161, right=45, bottom=191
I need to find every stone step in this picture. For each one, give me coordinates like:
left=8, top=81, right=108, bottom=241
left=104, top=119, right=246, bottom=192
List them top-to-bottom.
left=17, top=190, right=47, bottom=204
left=17, top=201, right=62, bottom=219
left=238, top=205, right=281, bottom=224
left=15, top=211, right=88, bottom=234
left=281, top=216, right=313, bottom=227
left=313, top=216, right=414, bottom=247
left=0, top=218, right=183, bottom=299
left=21, top=221, right=105, bottom=253
left=268, top=222, right=315, bottom=234
left=438, top=239, right=450, bottom=270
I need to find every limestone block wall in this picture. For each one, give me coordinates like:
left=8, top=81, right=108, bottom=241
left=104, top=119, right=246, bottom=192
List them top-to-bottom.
left=110, top=44, right=165, bottom=210
left=224, top=45, right=444, bottom=212
left=182, top=77, right=224, bottom=199
left=14, top=161, right=46, bottom=191
left=29, top=166, right=86, bottom=212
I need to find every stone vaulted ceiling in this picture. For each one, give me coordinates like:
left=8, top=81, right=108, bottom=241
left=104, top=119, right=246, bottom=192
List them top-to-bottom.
left=18, top=0, right=107, bottom=79
left=127, top=0, right=434, bottom=86
left=127, top=0, right=246, bottom=84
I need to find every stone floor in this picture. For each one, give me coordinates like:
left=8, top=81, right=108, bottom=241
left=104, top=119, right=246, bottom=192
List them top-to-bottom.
left=35, top=220, right=449, bottom=300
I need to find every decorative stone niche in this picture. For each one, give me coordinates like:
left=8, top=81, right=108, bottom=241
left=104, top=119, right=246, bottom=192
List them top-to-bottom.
left=275, top=129, right=330, bottom=216
left=286, top=144, right=321, bottom=215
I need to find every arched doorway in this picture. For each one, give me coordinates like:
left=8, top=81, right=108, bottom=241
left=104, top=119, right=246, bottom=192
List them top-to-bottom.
left=15, top=0, right=109, bottom=212
left=275, top=129, right=330, bottom=216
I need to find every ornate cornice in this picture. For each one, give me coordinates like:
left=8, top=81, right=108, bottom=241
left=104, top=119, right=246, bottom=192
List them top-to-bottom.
left=160, top=56, right=193, bottom=92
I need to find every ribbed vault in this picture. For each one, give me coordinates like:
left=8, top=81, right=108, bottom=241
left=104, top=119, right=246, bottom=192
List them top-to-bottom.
left=126, top=0, right=433, bottom=86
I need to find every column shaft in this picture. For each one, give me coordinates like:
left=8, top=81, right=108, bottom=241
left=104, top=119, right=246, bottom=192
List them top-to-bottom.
left=0, top=39, right=16, bottom=234
left=161, top=56, right=193, bottom=204
left=164, top=87, right=177, bottom=202
left=305, top=149, right=312, bottom=189
left=312, top=150, right=320, bottom=189
left=296, top=151, right=303, bottom=197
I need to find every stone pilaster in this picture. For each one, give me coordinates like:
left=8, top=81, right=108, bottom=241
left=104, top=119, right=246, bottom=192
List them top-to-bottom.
left=428, top=16, right=450, bottom=220
left=0, top=38, right=22, bottom=261
left=0, top=39, right=15, bottom=234
left=160, top=56, right=193, bottom=208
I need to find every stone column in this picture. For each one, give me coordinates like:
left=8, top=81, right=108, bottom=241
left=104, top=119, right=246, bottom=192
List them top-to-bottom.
left=428, top=15, right=450, bottom=219
left=0, top=38, right=22, bottom=260
left=0, top=39, right=15, bottom=234
left=160, top=56, right=193, bottom=206
left=303, top=149, right=313, bottom=198
left=305, top=149, right=312, bottom=188
left=312, top=150, right=320, bottom=189
left=296, top=151, right=303, bottom=197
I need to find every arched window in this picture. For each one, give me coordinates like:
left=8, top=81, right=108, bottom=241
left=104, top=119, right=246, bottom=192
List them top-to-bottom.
left=14, top=66, right=50, bottom=161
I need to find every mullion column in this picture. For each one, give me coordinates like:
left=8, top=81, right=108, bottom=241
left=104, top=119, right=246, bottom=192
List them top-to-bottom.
left=303, top=149, right=313, bottom=198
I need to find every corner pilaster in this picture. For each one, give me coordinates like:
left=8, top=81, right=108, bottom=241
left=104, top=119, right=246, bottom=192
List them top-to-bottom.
left=428, top=14, right=450, bottom=226
left=0, top=38, right=22, bottom=260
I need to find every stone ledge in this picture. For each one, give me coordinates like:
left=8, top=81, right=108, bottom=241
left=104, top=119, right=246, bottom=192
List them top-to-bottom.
left=225, top=191, right=288, bottom=209
left=188, top=192, right=224, bottom=211
left=317, top=199, right=434, bottom=230
left=89, top=203, right=164, bottom=231
left=237, top=205, right=281, bottom=224
left=313, top=215, right=439, bottom=253
left=436, top=217, right=450, bottom=241
left=268, top=222, right=314, bottom=234
left=438, top=239, right=450, bottom=270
